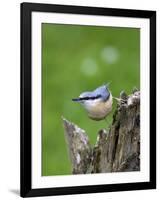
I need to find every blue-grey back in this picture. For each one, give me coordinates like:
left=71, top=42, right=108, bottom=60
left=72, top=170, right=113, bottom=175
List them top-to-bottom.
left=92, top=85, right=110, bottom=101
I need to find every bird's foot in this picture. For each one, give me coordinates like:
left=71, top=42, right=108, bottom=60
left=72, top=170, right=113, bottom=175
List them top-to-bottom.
left=113, top=97, right=126, bottom=104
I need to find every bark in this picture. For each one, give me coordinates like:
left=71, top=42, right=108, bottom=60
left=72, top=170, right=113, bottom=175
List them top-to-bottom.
left=62, top=89, right=140, bottom=174
left=63, top=117, right=92, bottom=174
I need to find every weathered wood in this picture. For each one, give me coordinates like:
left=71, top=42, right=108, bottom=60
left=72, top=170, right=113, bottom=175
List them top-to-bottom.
left=62, top=90, right=140, bottom=174
left=63, top=117, right=92, bottom=174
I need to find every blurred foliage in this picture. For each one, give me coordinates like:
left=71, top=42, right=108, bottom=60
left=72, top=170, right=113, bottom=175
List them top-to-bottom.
left=42, top=23, right=140, bottom=176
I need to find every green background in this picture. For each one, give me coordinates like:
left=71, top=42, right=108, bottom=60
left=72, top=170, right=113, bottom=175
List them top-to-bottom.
left=42, top=23, right=140, bottom=176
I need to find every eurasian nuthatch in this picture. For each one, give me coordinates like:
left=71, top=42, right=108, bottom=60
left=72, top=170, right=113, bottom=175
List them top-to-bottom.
left=72, top=84, right=112, bottom=121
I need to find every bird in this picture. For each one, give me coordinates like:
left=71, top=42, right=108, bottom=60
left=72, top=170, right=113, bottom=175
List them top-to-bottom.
left=72, top=84, right=113, bottom=121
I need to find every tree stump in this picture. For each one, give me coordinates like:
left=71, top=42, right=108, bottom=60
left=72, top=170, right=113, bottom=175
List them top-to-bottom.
left=63, top=90, right=140, bottom=174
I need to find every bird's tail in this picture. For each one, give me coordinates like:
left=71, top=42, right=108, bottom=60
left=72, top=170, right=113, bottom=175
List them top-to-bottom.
left=105, top=81, right=111, bottom=88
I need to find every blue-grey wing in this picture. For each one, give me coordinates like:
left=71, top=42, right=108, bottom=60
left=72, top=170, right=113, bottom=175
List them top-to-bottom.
left=93, top=85, right=110, bottom=101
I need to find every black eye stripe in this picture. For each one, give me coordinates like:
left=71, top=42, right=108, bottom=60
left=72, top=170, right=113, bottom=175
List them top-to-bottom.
left=78, top=94, right=102, bottom=101
left=72, top=95, right=102, bottom=102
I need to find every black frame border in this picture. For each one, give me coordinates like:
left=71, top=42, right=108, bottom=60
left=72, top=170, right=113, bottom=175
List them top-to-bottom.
left=20, top=2, right=156, bottom=197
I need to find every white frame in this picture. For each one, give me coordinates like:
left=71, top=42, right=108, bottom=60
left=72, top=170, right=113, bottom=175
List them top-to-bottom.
left=31, top=12, right=150, bottom=189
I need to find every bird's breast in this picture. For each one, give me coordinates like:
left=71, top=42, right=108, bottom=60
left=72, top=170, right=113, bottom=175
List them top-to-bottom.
left=84, top=94, right=113, bottom=120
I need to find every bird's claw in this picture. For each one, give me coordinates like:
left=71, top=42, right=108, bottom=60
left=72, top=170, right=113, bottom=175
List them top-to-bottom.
left=113, top=97, right=126, bottom=104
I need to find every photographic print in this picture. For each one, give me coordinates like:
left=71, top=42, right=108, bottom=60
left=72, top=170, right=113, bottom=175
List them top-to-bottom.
left=21, top=3, right=156, bottom=197
left=42, top=24, right=140, bottom=176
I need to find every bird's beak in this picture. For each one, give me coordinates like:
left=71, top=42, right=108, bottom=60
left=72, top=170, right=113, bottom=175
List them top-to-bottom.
left=72, top=98, right=81, bottom=102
